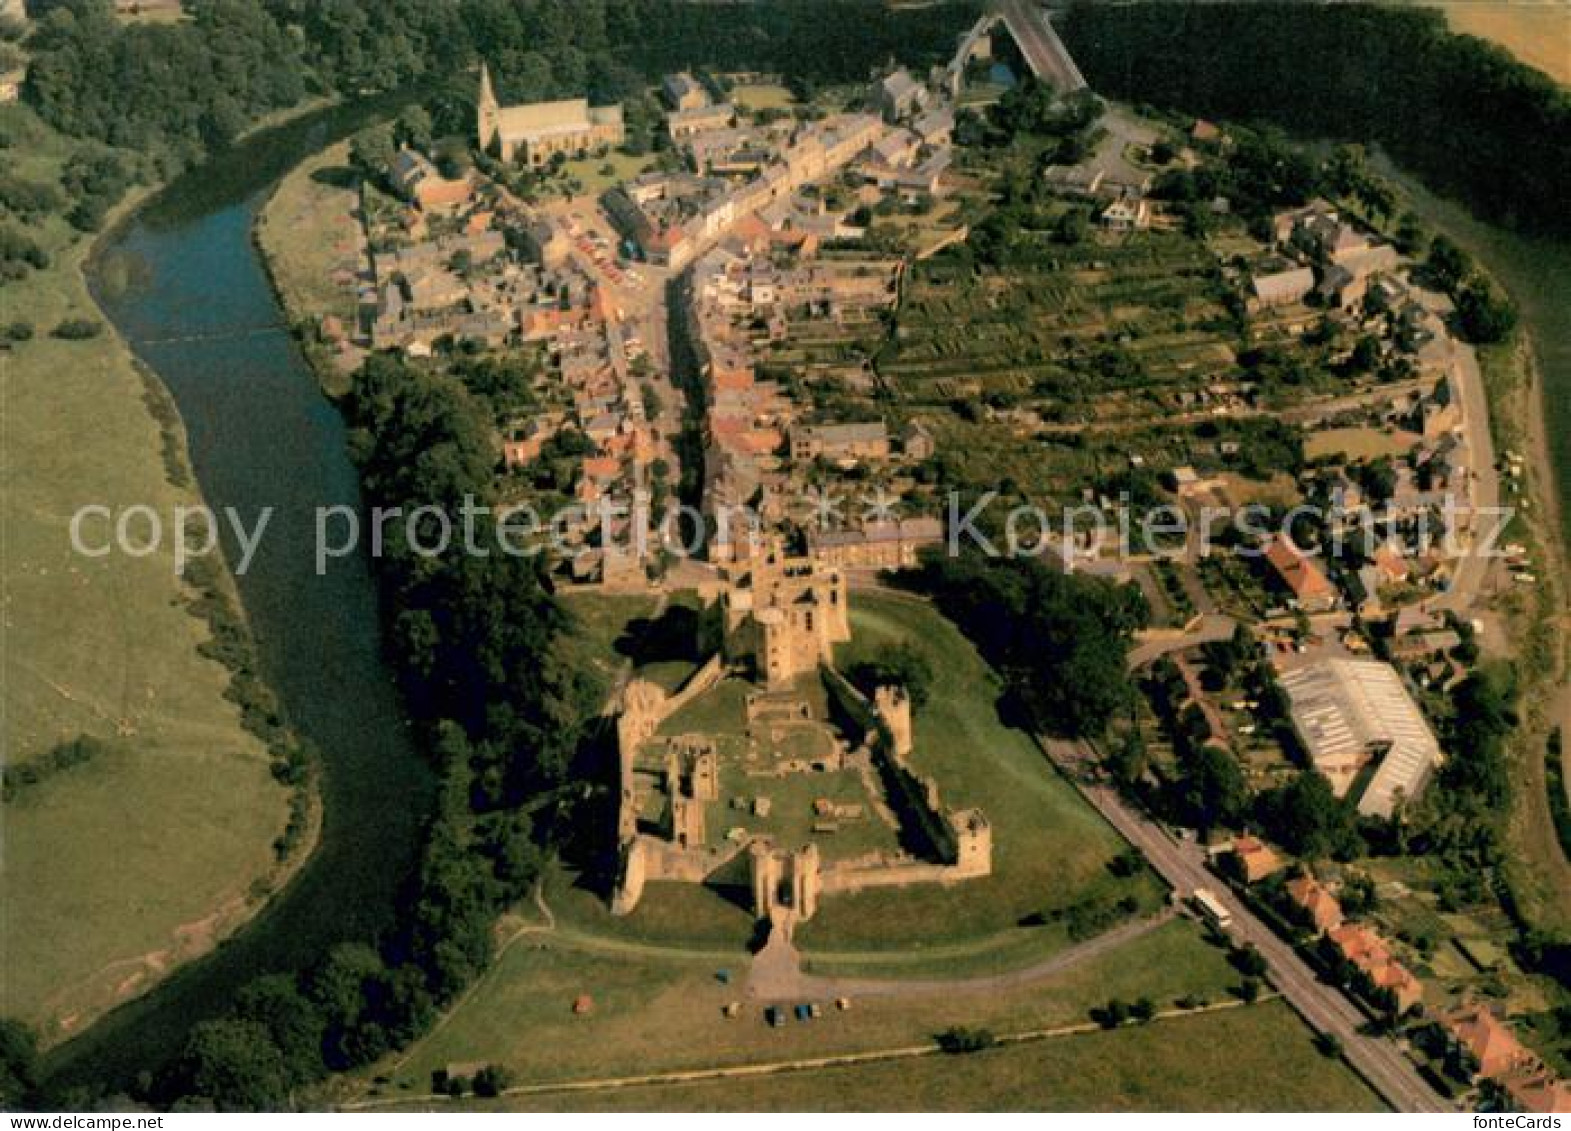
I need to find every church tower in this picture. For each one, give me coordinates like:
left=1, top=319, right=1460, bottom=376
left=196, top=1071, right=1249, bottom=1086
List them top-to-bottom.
left=477, top=61, right=502, bottom=156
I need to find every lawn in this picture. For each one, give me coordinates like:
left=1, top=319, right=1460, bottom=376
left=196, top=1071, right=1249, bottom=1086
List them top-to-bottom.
left=731, top=83, right=796, bottom=113
left=0, top=105, right=289, bottom=1042
left=552, top=149, right=658, bottom=198
left=1303, top=426, right=1420, bottom=462
left=557, top=590, right=661, bottom=703
left=798, top=591, right=1160, bottom=952
left=359, top=916, right=1265, bottom=1100
left=371, top=993, right=1380, bottom=1111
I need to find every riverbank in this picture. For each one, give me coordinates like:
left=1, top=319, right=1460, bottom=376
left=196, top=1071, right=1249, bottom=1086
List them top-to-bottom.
left=39, top=96, right=435, bottom=1095
left=0, top=104, right=303, bottom=1043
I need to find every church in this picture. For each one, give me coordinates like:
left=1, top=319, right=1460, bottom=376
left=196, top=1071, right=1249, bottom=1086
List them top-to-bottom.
left=476, top=64, right=624, bottom=166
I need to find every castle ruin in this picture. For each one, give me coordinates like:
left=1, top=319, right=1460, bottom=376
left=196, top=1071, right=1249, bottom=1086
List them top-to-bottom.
left=609, top=553, right=990, bottom=933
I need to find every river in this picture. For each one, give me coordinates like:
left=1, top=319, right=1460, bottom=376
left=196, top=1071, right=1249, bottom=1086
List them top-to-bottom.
left=46, top=101, right=433, bottom=1094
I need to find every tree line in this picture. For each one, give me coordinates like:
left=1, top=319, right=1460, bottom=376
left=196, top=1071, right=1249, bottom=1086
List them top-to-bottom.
left=23, top=0, right=980, bottom=173
left=1061, top=1, right=1571, bottom=239
left=14, top=357, right=599, bottom=1111
left=899, top=549, right=1149, bottom=740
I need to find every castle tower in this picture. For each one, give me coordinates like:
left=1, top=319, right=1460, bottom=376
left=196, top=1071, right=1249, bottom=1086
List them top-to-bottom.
left=477, top=61, right=502, bottom=157
left=873, top=685, right=913, bottom=759
left=749, top=840, right=780, bottom=918
left=792, top=843, right=821, bottom=921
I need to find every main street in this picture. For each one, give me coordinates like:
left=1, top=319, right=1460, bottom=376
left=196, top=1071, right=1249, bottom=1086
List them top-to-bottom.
left=1042, top=737, right=1453, bottom=1114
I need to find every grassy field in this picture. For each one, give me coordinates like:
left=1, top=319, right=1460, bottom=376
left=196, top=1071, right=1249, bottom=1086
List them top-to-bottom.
left=1414, top=1, right=1571, bottom=85
left=731, top=83, right=796, bottom=113
left=0, top=106, right=289, bottom=1041
left=255, top=139, right=362, bottom=327
left=554, top=150, right=659, bottom=198
left=1303, top=426, right=1420, bottom=462
left=801, top=591, right=1162, bottom=950
left=358, top=915, right=1278, bottom=1099
left=375, top=997, right=1381, bottom=1111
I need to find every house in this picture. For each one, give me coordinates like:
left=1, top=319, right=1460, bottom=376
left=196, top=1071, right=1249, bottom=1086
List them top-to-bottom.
left=477, top=64, right=623, bottom=166
left=0, top=67, right=23, bottom=104
left=875, top=68, right=928, bottom=122
left=663, top=72, right=709, bottom=112
left=668, top=103, right=736, bottom=140
left=912, top=106, right=955, bottom=148
left=1191, top=119, right=1223, bottom=146
left=388, top=149, right=472, bottom=213
left=1043, top=163, right=1105, bottom=197
left=1100, top=196, right=1152, bottom=232
left=521, top=218, right=572, bottom=269
left=1252, top=264, right=1316, bottom=309
left=901, top=419, right=935, bottom=460
left=789, top=420, right=890, bottom=462
left=808, top=517, right=945, bottom=570
left=1262, top=535, right=1338, bottom=612
left=1372, top=542, right=1411, bottom=587
left=1390, top=630, right=1462, bottom=661
left=1277, top=657, right=1444, bottom=817
left=1229, top=836, right=1283, bottom=883
left=1286, top=874, right=1345, bottom=934
left=1328, top=923, right=1423, bottom=1013
left=1369, top=960, right=1424, bottom=1014
left=1440, top=1005, right=1536, bottom=1081
left=1501, top=1069, right=1571, bottom=1114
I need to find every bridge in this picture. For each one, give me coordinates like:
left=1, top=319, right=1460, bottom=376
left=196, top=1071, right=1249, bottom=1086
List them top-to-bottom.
left=946, top=0, right=1088, bottom=98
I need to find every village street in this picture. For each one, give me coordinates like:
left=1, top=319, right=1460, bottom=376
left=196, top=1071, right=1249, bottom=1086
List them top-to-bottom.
left=1041, top=737, right=1452, bottom=1114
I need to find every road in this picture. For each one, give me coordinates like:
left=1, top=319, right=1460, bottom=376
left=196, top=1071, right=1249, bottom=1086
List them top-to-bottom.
left=996, top=0, right=1087, bottom=93
left=1424, top=303, right=1502, bottom=617
left=1127, top=613, right=1238, bottom=669
left=1042, top=737, right=1452, bottom=1114
left=746, top=910, right=1173, bottom=1002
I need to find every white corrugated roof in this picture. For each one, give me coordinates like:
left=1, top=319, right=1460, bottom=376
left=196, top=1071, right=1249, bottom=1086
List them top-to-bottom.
left=1280, top=659, right=1442, bottom=818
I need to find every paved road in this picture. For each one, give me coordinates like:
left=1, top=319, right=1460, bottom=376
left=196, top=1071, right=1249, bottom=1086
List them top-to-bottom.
left=997, top=0, right=1087, bottom=93
left=1426, top=306, right=1502, bottom=617
left=1127, top=614, right=1238, bottom=669
left=1042, top=737, right=1452, bottom=1114
left=746, top=911, right=1172, bottom=1003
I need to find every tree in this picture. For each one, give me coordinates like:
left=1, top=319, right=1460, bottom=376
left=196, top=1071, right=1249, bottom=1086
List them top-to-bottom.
left=395, top=105, right=433, bottom=151
left=349, top=124, right=396, bottom=178
left=1053, top=206, right=1090, bottom=245
left=1426, top=235, right=1472, bottom=292
left=1455, top=281, right=1517, bottom=344
left=912, top=551, right=1147, bottom=740
left=849, top=642, right=934, bottom=711
left=1173, top=742, right=1248, bottom=832
left=1254, top=770, right=1360, bottom=859
left=1231, top=943, right=1269, bottom=978
left=233, top=975, right=326, bottom=1086
left=1093, top=999, right=1131, bottom=1028
left=175, top=1017, right=292, bottom=1111
left=0, top=1019, right=38, bottom=1108
left=937, top=1026, right=998, bottom=1053
left=471, top=1063, right=512, bottom=1097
